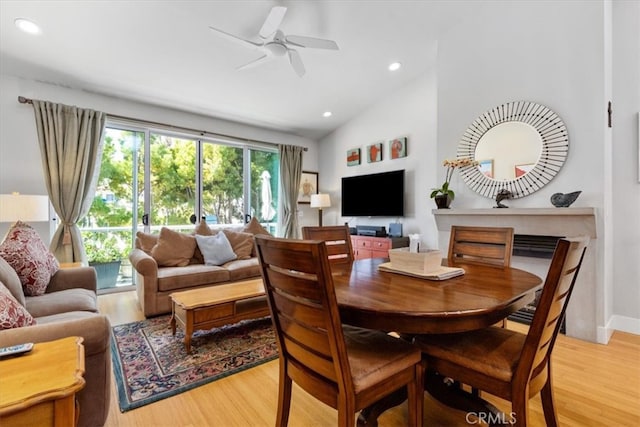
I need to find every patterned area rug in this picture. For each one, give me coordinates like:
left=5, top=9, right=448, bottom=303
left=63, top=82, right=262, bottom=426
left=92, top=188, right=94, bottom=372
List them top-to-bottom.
left=110, top=315, right=278, bottom=412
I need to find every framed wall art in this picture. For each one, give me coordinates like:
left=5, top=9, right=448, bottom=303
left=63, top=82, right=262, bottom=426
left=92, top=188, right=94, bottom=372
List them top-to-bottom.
left=390, top=137, right=407, bottom=159
left=367, top=142, right=383, bottom=163
left=347, top=148, right=361, bottom=166
left=298, top=171, right=318, bottom=204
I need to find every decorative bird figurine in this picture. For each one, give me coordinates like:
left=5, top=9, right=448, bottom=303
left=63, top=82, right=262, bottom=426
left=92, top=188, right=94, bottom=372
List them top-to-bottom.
left=494, top=189, right=513, bottom=208
left=550, top=191, right=582, bottom=208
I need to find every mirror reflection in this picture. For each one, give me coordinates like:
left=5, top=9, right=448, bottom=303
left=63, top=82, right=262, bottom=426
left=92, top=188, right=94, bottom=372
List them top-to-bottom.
left=475, top=122, right=542, bottom=180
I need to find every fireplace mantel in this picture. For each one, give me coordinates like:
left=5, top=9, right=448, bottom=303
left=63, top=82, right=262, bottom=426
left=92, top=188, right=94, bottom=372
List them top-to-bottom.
left=432, top=207, right=596, bottom=238
left=432, top=207, right=600, bottom=343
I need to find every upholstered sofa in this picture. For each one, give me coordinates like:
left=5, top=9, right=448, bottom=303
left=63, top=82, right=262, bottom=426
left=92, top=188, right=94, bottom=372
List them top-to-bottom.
left=130, top=218, right=270, bottom=317
left=0, top=257, right=111, bottom=427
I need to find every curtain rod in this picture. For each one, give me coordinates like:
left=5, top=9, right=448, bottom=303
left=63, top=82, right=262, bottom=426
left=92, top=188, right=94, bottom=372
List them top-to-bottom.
left=17, top=96, right=307, bottom=151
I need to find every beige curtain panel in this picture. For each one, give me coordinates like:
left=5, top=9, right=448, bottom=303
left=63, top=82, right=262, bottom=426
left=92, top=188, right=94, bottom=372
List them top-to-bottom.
left=31, top=100, right=106, bottom=263
left=278, top=144, right=304, bottom=239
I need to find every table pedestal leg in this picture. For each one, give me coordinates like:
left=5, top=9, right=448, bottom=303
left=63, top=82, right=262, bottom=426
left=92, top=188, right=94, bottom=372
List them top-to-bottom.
left=356, top=370, right=509, bottom=426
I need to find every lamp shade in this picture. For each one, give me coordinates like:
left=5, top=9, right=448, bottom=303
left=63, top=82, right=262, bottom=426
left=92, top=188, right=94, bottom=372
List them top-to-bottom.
left=0, top=194, right=50, bottom=223
left=310, top=194, right=331, bottom=209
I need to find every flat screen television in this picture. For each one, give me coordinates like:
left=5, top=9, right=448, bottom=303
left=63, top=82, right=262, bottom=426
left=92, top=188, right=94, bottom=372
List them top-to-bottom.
left=341, top=169, right=404, bottom=217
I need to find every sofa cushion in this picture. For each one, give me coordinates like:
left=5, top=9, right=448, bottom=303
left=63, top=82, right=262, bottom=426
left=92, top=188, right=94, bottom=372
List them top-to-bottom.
left=0, top=221, right=59, bottom=296
left=151, top=227, right=196, bottom=267
left=222, top=229, right=254, bottom=260
left=135, top=231, right=158, bottom=254
left=195, top=233, right=237, bottom=266
left=0, top=256, right=25, bottom=306
left=224, top=258, right=261, bottom=281
left=157, top=264, right=230, bottom=292
left=0, top=280, right=36, bottom=329
left=25, top=288, right=98, bottom=318
left=29, top=310, right=97, bottom=325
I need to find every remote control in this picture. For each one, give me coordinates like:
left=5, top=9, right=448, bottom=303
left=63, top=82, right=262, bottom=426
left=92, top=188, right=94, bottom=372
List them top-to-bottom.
left=0, top=342, right=34, bottom=357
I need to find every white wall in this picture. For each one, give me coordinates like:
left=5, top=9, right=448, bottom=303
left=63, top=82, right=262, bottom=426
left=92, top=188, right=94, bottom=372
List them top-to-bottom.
left=320, top=0, right=639, bottom=341
left=611, top=0, right=640, bottom=333
left=319, top=67, right=439, bottom=249
left=0, top=74, right=319, bottom=239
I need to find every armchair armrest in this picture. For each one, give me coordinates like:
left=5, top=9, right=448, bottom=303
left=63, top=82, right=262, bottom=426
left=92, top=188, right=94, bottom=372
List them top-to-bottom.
left=47, top=266, right=97, bottom=293
left=0, top=315, right=111, bottom=427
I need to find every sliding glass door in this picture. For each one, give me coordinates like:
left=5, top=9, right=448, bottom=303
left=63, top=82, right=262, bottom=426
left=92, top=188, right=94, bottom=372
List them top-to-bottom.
left=83, top=122, right=278, bottom=293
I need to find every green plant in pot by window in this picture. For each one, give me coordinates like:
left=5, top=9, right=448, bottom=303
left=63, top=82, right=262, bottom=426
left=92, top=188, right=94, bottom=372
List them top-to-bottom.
left=430, top=158, right=478, bottom=208
left=85, top=234, right=124, bottom=263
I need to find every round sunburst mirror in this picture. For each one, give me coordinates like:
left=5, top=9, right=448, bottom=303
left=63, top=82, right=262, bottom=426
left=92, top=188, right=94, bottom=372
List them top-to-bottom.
left=457, top=101, right=569, bottom=199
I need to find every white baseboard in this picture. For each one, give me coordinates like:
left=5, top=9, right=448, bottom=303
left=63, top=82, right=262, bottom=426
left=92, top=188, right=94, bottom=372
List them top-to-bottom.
left=598, top=315, right=640, bottom=343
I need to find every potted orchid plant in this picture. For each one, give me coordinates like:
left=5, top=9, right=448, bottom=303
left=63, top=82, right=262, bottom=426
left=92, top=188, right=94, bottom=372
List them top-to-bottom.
left=430, top=157, right=478, bottom=208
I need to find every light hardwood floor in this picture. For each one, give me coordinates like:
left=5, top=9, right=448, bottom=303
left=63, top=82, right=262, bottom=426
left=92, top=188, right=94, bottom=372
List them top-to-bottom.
left=100, top=291, right=640, bottom=426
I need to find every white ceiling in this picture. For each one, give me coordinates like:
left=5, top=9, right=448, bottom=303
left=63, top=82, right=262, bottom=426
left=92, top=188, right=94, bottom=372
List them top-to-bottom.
left=0, top=1, right=482, bottom=140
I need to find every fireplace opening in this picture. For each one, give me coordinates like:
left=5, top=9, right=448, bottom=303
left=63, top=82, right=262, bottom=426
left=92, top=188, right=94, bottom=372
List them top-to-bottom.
left=508, top=234, right=566, bottom=333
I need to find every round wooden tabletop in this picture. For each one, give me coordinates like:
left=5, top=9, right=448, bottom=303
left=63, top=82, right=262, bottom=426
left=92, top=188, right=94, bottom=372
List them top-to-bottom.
left=332, top=258, right=543, bottom=334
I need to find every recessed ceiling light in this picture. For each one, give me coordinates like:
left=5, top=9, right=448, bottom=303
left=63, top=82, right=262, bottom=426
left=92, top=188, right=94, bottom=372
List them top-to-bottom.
left=15, top=18, right=41, bottom=35
left=388, top=62, right=402, bottom=71
left=323, top=111, right=332, bottom=118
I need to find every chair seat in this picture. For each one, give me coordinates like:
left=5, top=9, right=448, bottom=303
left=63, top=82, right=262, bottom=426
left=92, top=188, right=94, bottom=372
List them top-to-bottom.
left=343, top=325, right=421, bottom=393
left=414, top=326, right=526, bottom=383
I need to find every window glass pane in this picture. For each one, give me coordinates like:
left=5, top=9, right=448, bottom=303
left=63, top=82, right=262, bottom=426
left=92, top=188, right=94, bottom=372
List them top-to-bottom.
left=82, top=128, right=143, bottom=291
left=149, top=134, right=196, bottom=232
left=201, top=143, right=244, bottom=226
left=251, top=149, right=279, bottom=235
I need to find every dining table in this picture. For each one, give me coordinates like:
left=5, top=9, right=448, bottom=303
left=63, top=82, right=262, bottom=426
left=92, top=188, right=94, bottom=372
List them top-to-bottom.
left=330, top=257, right=543, bottom=426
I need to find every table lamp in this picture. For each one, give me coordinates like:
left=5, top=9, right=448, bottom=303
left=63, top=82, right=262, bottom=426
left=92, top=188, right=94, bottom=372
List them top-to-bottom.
left=0, top=193, right=50, bottom=224
left=310, top=193, right=331, bottom=226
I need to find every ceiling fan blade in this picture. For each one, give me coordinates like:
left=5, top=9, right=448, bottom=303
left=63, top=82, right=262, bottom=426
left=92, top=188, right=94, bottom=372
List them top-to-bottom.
left=259, top=6, right=287, bottom=39
left=209, top=26, right=263, bottom=50
left=285, top=35, right=339, bottom=50
left=287, top=49, right=305, bottom=77
left=236, top=54, right=273, bottom=71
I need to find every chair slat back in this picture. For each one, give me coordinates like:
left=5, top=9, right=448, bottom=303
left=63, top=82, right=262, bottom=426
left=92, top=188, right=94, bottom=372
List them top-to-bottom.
left=302, top=225, right=354, bottom=265
left=448, top=226, right=514, bottom=267
left=255, top=235, right=353, bottom=398
left=516, top=236, right=589, bottom=383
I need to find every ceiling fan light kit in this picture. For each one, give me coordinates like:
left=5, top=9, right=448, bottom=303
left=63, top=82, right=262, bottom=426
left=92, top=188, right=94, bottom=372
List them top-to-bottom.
left=209, top=6, right=339, bottom=77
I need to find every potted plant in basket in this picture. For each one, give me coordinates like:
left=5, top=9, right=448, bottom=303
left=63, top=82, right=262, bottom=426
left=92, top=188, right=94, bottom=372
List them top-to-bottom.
left=430, top=158, right=478, bottom=209
left=85, top=234, right=125, bottom=290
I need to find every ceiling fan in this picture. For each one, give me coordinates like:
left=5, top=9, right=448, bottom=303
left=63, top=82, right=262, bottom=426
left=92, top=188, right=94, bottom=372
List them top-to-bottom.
left=209, top=6, right=339, bottom=77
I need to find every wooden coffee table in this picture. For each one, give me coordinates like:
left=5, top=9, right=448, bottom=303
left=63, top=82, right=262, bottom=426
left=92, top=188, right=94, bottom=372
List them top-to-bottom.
left=169, top=278, right=270, bottom=353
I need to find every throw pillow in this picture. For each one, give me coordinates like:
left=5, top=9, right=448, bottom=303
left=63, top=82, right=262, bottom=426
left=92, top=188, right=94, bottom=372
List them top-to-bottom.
left=242, top=217, right=272, bottom=256
left=242, top=217, right=272, bottom=236
left=194, top=219, right=214, bottom=236
left=0, top=221, right=59, bottom=296
left=150, top=228, right=197, bottom=267
left=222, top=229, right=254, bottom=260
left=135, top=231, right=158, bottom=255
left=195, top=232, right=237, bottom=266
left=0, top=256, right=26, bottom=306
left=0, top=280, right=36, bottom=330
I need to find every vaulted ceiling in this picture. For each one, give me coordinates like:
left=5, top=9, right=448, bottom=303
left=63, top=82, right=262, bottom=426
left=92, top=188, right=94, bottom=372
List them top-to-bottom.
left=1, top=1, right=482, bottom=140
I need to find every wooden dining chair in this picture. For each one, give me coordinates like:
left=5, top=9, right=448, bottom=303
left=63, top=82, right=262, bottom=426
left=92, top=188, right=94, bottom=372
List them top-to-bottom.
left=302, top=225, right=354, bottom=265
left=448, top=225, right=514, bottom=268
left=255, top=235, right=424, bottom=427
left=414, top=236, right=589, bottom=426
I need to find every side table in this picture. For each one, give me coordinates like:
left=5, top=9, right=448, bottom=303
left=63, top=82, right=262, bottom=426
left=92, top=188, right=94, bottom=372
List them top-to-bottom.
left=0, top=336, right=86, bottom=426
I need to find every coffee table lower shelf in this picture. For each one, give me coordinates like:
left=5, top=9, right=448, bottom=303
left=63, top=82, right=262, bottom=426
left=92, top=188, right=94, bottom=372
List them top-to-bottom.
left=169, top=278, right=269, bottom=353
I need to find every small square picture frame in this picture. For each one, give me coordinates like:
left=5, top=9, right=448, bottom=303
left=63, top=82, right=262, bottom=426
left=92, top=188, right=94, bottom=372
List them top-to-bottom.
left=389, top=137, right=407, bottom=159
left=366, top=142, right=383, bottom=163
left=347, top=148, right=361, bottom=166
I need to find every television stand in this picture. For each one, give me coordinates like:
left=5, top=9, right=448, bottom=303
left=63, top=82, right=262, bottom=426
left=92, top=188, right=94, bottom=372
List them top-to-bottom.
left=351, top=235, right=409, bottom=260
